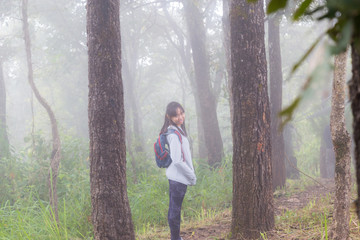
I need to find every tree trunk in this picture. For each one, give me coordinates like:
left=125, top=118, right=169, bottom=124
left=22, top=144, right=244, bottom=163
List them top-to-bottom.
left=22, top=0, right=61, bottom=222
left=87, top=0, right=135, bottom=239
left=184, top=0, right=224, bottom=166
left=222, top=0, right=233, bottom=124
left=230, top=0, right=274, bottom=238
left=162, top=5, right=207, bottom=159
left=268, top=13, right=286, bottom=189
left=349, top=44, right=360, bottom=221
left=122, top=47, right=144, bottom=153
left=331, top=50, right=351, bottom=240
left=0, top=60, right=9, bottom=159
left=123, top=71, right=138, bottom=184
left=125, top=111, right=138, bottom=184
left=284, top=124, right=299, bottom=178
left=320, top=125, right=335, bottom=178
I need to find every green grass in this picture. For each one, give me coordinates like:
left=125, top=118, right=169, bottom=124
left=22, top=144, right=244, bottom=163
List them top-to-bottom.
left=0, top=132, right=233, bottom=239
left=128, top=155, right=233, bottom=233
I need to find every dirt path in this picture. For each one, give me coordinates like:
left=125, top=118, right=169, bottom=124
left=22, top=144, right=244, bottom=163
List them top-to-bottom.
left=180, top=179, right=335, bottom=240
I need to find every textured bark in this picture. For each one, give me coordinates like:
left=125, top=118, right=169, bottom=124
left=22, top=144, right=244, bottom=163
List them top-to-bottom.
left=22, top=0, right=61, bottom=222
left=87, top=0, right=135, bottom=239
left=184, top=0, right=224, bottom=166
left=230, top=0, right=274, bottom=238
left=268, top=13, right=286, bottom=189
left=350, top=44, right=360, bottom=220
left=331, top=50, right=351, bottom=240
left=0, top=60, right=9, bottom=159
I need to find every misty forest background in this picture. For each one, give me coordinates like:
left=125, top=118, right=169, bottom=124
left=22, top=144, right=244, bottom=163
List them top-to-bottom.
left=0, top=0, right=355, bottom=239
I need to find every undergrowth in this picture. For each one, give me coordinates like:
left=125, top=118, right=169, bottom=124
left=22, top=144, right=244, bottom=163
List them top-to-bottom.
left=0, top=133, right=233, bottom=239
left=1, top=133, right=359, bottom=240
left=127, top=156, right=233, bottom=234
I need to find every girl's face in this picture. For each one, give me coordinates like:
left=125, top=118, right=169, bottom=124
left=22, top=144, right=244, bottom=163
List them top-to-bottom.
left=170, top=107, right=185, bottom=127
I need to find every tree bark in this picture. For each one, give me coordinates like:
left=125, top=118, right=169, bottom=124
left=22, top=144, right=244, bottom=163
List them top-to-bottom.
left=22, top=0, right=61, bottom=222
left=87, top=0, right=135, bottom=239
left=184, top=0, right=224, bottom=166
left=230, top=0, right=274, bottom=238
left=268, top=13, right=286, bottom=189
left=350, top=44, right=360, bottom=221
left=331, top=50, right=351, bottom=240
left=0, top=60, right=9, bottom=159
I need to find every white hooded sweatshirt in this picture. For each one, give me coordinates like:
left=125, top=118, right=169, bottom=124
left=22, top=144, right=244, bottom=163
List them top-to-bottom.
left=165, top=125, right=196, bottom=186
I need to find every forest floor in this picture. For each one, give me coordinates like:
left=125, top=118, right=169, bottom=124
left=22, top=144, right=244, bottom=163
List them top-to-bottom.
left=139, top=178, right=360, bottom=240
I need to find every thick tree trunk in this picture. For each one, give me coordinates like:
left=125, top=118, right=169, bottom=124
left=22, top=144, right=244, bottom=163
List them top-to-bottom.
left=22, top=0, right=61, bottom=222
left=87, top=0, right=135, bottom=239
left=184, top=0, right=224, bottom=166
left=230, top=0, right=274, bottom=238
left=268, top=14, right=286, bottom=189
left=350, top=44, right=360, bottom=220
left=331, top=50, right=351, bottom=240
left=0, top=60, right=9, bottom=159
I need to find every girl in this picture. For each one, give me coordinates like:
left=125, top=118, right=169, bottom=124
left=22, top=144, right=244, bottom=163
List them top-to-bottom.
left=159, top=101, right=196, bottom=240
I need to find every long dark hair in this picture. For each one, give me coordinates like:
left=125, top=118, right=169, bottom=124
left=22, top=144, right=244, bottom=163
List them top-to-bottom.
left=159, top=101, right=188, bottom=136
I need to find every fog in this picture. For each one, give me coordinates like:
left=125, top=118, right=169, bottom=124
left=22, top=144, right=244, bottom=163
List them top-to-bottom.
left=0, top=0, right=351, bottom=173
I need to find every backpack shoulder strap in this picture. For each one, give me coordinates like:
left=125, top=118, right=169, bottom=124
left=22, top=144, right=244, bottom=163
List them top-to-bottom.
left=165, top=129, right=181, bottom=142
left=167, top=129, right=185, bottom=162
left=172, top=130, right=182, bottom=144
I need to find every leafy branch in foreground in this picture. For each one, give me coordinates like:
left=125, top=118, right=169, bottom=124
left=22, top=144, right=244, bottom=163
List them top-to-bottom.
left=266, top=0, right=360, bottom=124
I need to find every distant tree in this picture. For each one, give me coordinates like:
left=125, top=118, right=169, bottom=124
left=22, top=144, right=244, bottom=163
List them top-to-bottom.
left=0, top=0, right=15, bottom=160
left=22, top=0, right=61, bottom=222
left=87, top=0, right=135, bottom=239
left=183, top=0, right=224, bottom=166
left=222, top=0, right=233, bottom=121
left=230, top=0, right=274, bottom=238
left=266, top=0, right=360, bottom=219
left=161, top=4, right=207, bottom=159
left=120, top=6, right=145, bottom=152
left=268, top=10, right=286, bottom=189
left=351, top=42, right=360, bottom=220
left=331, top=50, right=351, bottom=240
left=0, top=59, right=9, bottom=158
left=284, top=123, right=299, bottom=178
left=320, top=124, right=335, bottom=178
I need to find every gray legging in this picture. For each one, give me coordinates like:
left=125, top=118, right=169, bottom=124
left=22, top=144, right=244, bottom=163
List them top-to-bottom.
left=168, top=180, right=187, bottom=240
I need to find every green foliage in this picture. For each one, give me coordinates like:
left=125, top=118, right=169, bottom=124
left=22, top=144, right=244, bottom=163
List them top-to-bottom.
left=267, top=0, right=288, bottom=14
left=268, top=0, right=360, bottom=124
left=293, top=0, right=313, bottom=21
left=327, top=17, right=353, bottom=54
left=280, top=97, right=301, bottom=128
left=0, top=130, right=233, bottom=238
left=0, top=132, right=92, bottom=239
left=128, top=156, right=232, bottom=233
left=0, top=194, right=92, bottom=239
left=275, top=194, right=332, bottom=239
